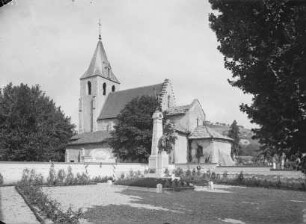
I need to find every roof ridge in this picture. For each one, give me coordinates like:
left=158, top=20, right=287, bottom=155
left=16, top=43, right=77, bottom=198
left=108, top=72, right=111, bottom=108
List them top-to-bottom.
left=108, top=83, right=163, bottom=95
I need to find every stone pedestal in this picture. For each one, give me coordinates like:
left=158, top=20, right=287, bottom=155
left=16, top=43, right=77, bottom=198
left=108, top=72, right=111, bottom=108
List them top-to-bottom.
left=147, top=110, right=169, bottom=178
left=148, top=110, right=163, bottom=170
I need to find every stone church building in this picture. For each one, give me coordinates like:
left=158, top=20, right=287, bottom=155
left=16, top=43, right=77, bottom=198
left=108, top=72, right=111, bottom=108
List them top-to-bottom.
left=65, top=33, right=235, bottom=166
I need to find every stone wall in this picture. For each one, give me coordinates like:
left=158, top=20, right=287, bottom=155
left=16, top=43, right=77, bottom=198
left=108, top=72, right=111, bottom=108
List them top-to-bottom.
left=0, top=162, right=148, bottom=185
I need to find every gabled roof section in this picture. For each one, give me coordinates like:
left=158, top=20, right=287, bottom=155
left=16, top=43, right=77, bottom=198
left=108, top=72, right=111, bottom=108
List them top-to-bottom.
left=81, top=39, right=120, bottom=84
left=98, top=83, right=164, bottom=120
left=165, top=104, right=191, bottom=116
left=174, top=123, right=189, bottom=134
left=189, top=125, right=233, bottom=141
left=68, top=131, right=111, bottom=146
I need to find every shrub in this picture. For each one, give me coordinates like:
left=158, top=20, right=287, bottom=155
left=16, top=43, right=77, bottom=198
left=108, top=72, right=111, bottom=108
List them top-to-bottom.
left=47, top=165, right=56, bottom=186
left=65, top=166, right=75, bottom=185
left=148, top=168, right=156, bottom=174
left=164, top=168, right=170, bottom=176
left=174, top=168, right=184, bottom=177
left=192, top=168, right=196, bottom=176
left=20, top=169, right=43, bottom=186
left=55, top=169, right=66, bottom=185
left=129, top=169, right=134, bottom=178
left=185, top=169, right=191, bottom=177
left=136, top=170, right=142, bottom=177
left=222, top=171, right=228, bottom=179
left=237, top=172, right=244, bottom=183
left=0, top=173, right=3, bottom=186
left=92, top=176, right=111, bottom=183
left=276, top=176, right=282, bottom=189
left=164, top=179, right=172, bottom=188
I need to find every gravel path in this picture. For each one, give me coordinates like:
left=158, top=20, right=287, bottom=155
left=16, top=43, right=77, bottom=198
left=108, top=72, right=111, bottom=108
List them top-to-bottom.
left=43, top=183, right=175, bottom=212
left=0, top=186, right=40, bottom=224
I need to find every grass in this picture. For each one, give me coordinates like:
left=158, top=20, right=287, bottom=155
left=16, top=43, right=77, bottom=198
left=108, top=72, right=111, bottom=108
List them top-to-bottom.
left=82, top=185, right=306, bottom=224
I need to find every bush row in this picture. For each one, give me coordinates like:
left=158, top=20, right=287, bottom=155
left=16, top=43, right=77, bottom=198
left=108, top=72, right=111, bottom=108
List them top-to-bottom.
left=18, top=166, right=112, bottom=187
left=172, top=167, right=306, bottom=191
left=115, top=177, right=193, bottom=191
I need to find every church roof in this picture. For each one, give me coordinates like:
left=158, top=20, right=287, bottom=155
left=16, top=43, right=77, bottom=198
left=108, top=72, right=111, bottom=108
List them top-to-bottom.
left=80, top=39, right=120, bottom=84
left=98, top=83, right=164, bottom=120
left=165, top=104, right=191, bottom=116
left=189, top=125, right=233, bottom=141
left=68, top=131, right=111, bottom=146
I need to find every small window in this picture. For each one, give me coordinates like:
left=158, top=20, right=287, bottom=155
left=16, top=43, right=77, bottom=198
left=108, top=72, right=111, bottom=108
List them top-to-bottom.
left=87, top=81, right=92, bottom=95
left=103, top=83, right=106, bottom=95
left=112, top=85, right=115, bottom=92
left=167, top=95, right=171, bottom=108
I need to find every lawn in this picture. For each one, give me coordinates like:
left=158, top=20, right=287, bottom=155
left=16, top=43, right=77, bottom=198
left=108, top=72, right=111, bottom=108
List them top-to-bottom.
left=43, top=183, right=306, bottom=224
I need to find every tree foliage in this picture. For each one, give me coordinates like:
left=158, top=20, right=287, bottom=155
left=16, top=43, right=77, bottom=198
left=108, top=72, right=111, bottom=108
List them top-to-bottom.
left=209, top=0, right=306, bottom=159
left=0, top=83, right=75, bottom=161
left=108, top=95, right=159, bottom=162
left=158, top=119, right=177, bottom=154
left=228, top=120, right=241, bottom=157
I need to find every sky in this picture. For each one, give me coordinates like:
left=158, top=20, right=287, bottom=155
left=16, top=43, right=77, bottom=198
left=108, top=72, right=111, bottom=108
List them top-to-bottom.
left=0, top=0, right=256, bottom=130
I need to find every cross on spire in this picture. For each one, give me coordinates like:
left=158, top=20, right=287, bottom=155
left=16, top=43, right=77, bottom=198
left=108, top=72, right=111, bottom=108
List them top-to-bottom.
left=98, top=19, right=102, bottom=40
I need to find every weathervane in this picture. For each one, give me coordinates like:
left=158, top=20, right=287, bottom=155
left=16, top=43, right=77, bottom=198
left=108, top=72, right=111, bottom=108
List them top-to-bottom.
left=98, top=19, right=102, bottom=40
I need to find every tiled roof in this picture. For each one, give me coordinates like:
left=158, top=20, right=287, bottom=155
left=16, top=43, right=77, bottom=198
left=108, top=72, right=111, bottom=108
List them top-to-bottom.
left=81, top=40, right=120, bottom=84
left=98, top=83, right=164, bottom=120
left=165, top=104, right=191, bottom=116
left=189, top=125, right=233, bottom=141
left=68, top=131, right=111, bottom=146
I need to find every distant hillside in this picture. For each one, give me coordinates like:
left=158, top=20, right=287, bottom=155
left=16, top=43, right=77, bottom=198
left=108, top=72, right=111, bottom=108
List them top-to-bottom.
left=206, top=122, right=261, bottom=157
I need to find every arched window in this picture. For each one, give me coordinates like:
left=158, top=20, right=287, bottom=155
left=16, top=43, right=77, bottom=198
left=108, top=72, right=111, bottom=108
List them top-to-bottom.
left=87, top=81, right=92, bottom=95
left=103, top=83, right=106, bottom=95
left=112, top=85, right=115, bottom=92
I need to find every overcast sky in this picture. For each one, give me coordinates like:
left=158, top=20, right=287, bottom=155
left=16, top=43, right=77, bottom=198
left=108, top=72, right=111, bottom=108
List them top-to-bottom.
left=0, top=0, right=256, bottom=129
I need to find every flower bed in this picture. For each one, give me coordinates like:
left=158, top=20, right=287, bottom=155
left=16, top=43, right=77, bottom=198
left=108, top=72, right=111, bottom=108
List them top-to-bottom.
left=17, top=169, right=83, bottom=224
left=115, top=177, right=194, bottom=191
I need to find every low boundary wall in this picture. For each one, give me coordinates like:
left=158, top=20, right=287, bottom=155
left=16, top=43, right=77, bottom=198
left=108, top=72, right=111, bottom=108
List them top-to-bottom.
left=0, top=162, right=304, bottom=185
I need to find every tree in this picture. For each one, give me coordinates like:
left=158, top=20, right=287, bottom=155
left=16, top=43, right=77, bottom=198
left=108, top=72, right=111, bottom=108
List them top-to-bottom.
left=209, top=1, right=306, bottom=160
left=0, top=83, right=75, bottom=161
left=108, top=95, right=159, bottom=162
left=158, top=119, right=177, bottom=154
left=228, top=120, right=241, bottom=157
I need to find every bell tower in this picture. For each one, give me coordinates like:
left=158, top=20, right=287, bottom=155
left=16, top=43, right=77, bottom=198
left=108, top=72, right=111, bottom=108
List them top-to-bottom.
left=79, top=21, right=120, bottom=133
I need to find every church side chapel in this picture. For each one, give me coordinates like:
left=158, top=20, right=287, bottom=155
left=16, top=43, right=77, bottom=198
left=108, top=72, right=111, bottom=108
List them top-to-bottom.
left=65, top=27, right=235, bottom=166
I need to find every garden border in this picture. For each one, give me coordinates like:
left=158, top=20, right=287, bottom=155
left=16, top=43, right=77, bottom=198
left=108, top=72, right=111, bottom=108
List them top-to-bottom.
left=15, top=186, right=46, bottom=224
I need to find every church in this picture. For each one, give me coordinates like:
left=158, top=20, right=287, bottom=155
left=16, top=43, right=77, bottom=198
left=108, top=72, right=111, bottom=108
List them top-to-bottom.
left=65, top=31, right=235, bottom=166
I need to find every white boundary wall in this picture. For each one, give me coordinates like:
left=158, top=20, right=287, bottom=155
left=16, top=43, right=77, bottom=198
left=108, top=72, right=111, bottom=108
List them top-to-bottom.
left=0, top=162, right=148, bottom=184
left=0, top=162, right=304, bottom=184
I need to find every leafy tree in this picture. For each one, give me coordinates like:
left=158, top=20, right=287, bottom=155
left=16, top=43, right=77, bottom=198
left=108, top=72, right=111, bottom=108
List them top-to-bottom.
left=209, top=1, right=306, bottom=160
left=0, top=83, right=75, bottom=161
left=108, top=95, right=159, bottom=162
left=158, top=119, right=177, bottom=154
left=228, top=120, right=241, bottom=157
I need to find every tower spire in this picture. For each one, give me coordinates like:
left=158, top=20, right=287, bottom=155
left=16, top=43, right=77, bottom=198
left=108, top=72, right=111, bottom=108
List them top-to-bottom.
left=98, top=19, right=102, bottom=40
